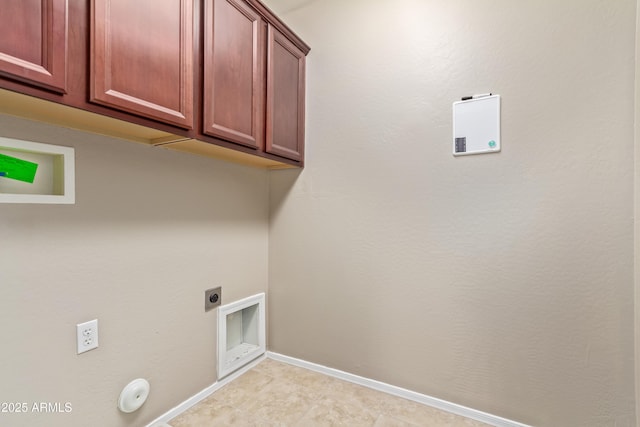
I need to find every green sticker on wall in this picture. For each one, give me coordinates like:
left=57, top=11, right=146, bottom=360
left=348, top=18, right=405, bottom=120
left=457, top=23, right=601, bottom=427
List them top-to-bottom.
left=0, top=153, right=39, bottom=183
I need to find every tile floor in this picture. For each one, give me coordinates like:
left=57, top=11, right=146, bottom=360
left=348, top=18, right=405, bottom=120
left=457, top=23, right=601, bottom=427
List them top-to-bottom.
left=169, top=358, right=491, bottom=426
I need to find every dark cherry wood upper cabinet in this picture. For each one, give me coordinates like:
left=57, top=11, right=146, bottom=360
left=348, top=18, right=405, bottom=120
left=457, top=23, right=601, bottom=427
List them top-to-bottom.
left=0, top=0, right=68, bottom=93
left=0, top=0, right=309, bottom=167
left=90, top=0, right=194, bottom=129
left=203, top=0, right=265, bottom=150
left=266, top=25, right=305, bottom=162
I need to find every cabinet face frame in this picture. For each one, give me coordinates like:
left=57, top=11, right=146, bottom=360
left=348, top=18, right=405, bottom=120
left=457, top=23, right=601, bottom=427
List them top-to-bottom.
left=0, top=0, right=68, bottom=93
left=90, top=0, right=194, bottom=129
left=203, top=0, right=265, bottom=150
left=266, top=25, right=305, bottom=162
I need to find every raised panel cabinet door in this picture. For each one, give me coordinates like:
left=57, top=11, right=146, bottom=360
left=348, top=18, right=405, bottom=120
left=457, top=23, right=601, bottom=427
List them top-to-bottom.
left=0, top=0, right=68, bottom=93
left=91, top=0, right=194, bottom=129
left=203, top=0, right=265, bottom=149
left=266, top=25, right=305, bottom=162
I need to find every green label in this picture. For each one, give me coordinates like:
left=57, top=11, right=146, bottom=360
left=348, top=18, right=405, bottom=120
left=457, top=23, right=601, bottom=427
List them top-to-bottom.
left=0, top=153, right=39, bottom=183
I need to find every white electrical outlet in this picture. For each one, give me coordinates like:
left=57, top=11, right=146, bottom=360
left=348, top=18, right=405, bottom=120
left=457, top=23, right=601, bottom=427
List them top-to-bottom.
left=76, top=319, right=99, bottom=354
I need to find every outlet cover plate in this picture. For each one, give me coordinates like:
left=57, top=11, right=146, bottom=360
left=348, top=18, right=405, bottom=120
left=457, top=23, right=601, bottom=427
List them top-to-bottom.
left=205, top=287, right=222, bottom=312
left=76, top=319, right=99, bottom=354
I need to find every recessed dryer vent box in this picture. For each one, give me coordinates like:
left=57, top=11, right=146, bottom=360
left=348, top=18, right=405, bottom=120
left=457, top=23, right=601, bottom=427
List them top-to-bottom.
left=0, top=136, right=75, bottom=204
left=217, top=293, right=265, bottom=379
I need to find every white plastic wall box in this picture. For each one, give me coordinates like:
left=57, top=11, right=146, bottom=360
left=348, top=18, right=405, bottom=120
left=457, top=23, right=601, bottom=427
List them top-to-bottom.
left=0, top=136, right=75, bottom=204
left=217, top=293, right=266, bottom=379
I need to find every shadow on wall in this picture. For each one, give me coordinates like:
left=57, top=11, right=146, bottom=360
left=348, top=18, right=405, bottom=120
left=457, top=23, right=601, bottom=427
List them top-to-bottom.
left=0, top=114, right=270, bottom=227
left=269, top=168, right=303, bottom=219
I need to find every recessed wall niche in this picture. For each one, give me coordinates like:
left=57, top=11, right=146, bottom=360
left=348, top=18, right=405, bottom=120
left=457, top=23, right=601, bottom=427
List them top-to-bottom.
left=0, top=136, right=75, bottom=204
left=217, top=293, right=266, bottom=379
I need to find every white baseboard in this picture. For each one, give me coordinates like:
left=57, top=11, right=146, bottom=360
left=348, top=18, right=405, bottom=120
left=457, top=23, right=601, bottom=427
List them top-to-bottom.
left=267, top=352, right=531, bottom=427
left=144, top=353, right=267, bottom=427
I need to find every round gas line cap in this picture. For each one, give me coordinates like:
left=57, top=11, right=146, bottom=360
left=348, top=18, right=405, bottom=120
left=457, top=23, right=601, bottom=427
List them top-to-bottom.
left=117, top=378, right=150, bottom=413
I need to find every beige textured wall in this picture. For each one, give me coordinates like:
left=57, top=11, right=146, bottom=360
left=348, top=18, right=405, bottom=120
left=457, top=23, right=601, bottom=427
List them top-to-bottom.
left=267, top=1, right=636, bottom=426
left=636, top=2, right=640, bottom=426
left=0, top=114, right=269, bottom=427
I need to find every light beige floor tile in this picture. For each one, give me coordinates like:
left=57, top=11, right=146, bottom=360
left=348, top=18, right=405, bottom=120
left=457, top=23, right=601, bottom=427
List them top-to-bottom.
left=250, top=358, right=296, bottom=377
left=169, top=359, right=495, bottom=427
left=253, top=359, right=335, bottom=392
left=209, top=369, right=274, bottom=408
left=307, top=375, right=492, bottom=427
left=318, top=377, right=393, bottom=411
left=241, top=378, right=317, bottom=424
left=170, top=395, right=288, bottom=426
left=170, top=396, right=257, bottom=427
left=294, top=397, right=378, bottom=427
left=380, top=397, right=492, bottom=427
left=373, top=414, right=422, bottom=427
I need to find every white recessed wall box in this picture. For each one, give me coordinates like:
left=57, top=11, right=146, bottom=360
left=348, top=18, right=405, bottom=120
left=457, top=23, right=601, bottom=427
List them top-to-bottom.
left=453, top=94, right=501, bottom=156
left=0, top=136, right=75, bottom=204
left=217, top=293, right=266, bottom=379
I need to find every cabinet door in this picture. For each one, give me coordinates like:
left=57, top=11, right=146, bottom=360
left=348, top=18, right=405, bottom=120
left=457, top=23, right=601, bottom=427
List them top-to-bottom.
left=0, top=0, right=68, bottom=93
left=91, top=0, right=194, bottom=129
left=203, top=0, right=265, bottom=149
left=266, top=26, right=305, bottom=162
